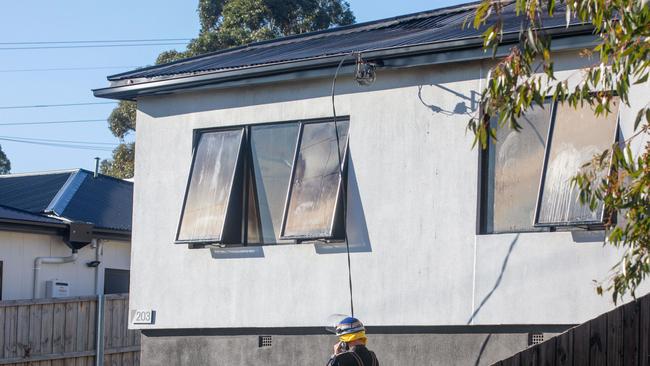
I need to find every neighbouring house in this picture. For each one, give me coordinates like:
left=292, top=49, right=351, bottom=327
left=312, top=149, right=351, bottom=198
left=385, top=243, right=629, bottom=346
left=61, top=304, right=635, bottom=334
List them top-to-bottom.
left=93, top=2, right=649, bottom=365
left=0, top=169, right=132, bottom=300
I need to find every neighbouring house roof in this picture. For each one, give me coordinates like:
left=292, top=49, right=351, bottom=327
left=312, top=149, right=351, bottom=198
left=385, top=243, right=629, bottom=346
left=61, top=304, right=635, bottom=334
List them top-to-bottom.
left=94, top=1, right=590, bottom=100
left=0, top=169, right=133, bottom=233
left=0, top=170, right=75, bottom=212
left=0, top=204, right=65, bottom=226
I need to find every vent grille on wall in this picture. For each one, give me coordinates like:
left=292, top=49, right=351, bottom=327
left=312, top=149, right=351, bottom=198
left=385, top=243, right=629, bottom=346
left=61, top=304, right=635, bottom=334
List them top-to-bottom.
left=528, top=333, right=544, bottom=346
left=259, top=335, right=272, bottom=348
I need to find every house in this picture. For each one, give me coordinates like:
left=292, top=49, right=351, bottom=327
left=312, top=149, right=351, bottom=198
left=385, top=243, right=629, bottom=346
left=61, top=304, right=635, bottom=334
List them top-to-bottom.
left=93, top=2, right=649, bottom=365
left=0, top=169, right=132, bottom=300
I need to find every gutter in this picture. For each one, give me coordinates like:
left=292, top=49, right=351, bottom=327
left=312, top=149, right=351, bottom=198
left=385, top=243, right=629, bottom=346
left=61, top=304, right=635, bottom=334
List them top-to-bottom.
left=93, top=25, right=595, bottom=101
left=0, top=220, right=130, bottom=241
left=92, top=228, right=131, bottom=241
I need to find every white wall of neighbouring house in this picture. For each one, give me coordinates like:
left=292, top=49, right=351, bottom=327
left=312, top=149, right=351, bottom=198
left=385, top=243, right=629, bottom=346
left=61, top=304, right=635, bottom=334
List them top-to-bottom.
left=129, top=49, right=650, bottom=330
left=0, top=231, right=131, bottom=301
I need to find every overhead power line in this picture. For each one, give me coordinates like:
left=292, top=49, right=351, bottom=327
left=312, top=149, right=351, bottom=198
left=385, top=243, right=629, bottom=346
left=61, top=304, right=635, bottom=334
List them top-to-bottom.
left=0, top=38, right=191, bottom=45
left=0, top=42, right=187, bottom=50
left=0, top=66, right=140, bottom=73
left=0, top=102, right=115, bottom=110
left=0, top=118, right=106, bottom=126
left=0, top=135, right=116, bottom=146
left=0, top=135, right=119, bottom=152
left=0, top=138, right=116, bottom=152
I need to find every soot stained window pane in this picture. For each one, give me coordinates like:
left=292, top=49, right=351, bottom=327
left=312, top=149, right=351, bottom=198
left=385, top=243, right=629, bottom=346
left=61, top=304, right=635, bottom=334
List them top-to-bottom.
left=536, top=98, right=619, bottom=226
left=485, top=101, right=552, bottom=233
left=282, top=120, right=349, bottom=239
left=249, top=123, right=299, bottom=243
left=177, top=129, right=244, bottom=242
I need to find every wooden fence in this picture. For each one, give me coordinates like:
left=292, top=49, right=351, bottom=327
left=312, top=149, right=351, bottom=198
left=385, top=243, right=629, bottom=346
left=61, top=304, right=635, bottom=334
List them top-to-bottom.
left=493, top=293, right=650, bottom=365
left=0, top=294, right=140, bottom=365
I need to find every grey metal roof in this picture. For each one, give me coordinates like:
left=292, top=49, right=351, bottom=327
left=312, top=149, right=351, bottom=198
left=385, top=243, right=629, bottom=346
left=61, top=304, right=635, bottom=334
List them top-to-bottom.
left=106, top=1, right=584, bottom=83
left=0, top=169, right=133, bottom=232
left=0, top=170, right=74, bottom=212
left=56, top=170, right=133, bottom=231
left=0, top=204, right=65, bottom=226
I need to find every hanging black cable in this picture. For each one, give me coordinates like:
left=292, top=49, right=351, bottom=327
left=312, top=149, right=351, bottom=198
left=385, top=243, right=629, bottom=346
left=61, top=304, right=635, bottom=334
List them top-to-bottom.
left=331, top=52, right=356, bottom=317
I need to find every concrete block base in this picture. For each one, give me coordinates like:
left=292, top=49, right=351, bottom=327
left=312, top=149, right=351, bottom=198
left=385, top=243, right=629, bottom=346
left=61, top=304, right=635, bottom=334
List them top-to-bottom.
left=140, top=325, right=570, bottom=365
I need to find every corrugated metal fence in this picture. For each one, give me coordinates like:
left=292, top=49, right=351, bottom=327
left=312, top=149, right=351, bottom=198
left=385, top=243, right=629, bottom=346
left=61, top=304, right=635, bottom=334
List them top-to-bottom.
left=493, top=293, right=650, bottom=365
left=0, top=294, right=140, bottom=365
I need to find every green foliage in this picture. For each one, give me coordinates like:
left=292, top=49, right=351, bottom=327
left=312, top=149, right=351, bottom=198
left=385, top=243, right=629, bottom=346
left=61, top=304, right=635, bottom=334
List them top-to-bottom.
left=102, top=0, right=355, bottom=179
left=187, top=0, right=355, bottom=54
left=198, top=0, right=225, bottom=32
left=472, top=0, right=650, bottom=302
left=155, top=50, right=189, bottom=65
left=108, top=101, right=137, bottom=140
left=100, top=142, right=135, bottom=179
left=0, top=144, right=10, bottom=174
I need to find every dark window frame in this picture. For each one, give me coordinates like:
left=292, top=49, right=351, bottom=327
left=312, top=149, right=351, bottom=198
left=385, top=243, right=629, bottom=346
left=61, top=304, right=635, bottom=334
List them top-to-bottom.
left=478, top=97, right=619, bottom=234
left=477, top=99, right=554, bottom=235
left=533, top=99, right=620, bottom=229
left=177, top=116, right=350, bottom=247
left=279, top=121, right=349, bottom=241
left=175, top=127, right=246, bottom=245
left=0, top=261, right=3, bottom=300
left=104, top=268, right=130, bottom=295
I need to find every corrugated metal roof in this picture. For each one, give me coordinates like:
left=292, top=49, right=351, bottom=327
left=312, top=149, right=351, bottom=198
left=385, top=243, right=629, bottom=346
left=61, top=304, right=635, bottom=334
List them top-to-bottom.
left=108, top=1, right=582, bottom=82
left=0, top=169, right=133, bottom=232
left=0, top=170, right=74, bottom=212
left=58, top=170, right=133, bottom=231
left=0, top=204, right=65, bottom=226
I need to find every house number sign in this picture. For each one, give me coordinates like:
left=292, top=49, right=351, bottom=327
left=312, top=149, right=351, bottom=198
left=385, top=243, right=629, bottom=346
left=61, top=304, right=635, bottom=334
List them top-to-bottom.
left=131, top=309, right=156, bottom=325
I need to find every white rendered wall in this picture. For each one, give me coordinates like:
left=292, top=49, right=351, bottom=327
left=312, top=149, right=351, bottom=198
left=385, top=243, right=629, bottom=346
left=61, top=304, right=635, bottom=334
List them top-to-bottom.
left=130, top=50, right=649, bottom=330
left=0, top=231, right=131, bottom=300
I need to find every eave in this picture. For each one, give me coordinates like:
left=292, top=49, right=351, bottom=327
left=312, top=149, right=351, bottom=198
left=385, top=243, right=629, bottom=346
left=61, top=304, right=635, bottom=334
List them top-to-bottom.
left=93, top=26, right=596, bottom=101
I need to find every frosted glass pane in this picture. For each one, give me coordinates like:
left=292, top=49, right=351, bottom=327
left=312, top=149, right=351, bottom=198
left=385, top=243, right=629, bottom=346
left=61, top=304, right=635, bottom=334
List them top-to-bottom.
left=537, top=99, right=619, bottom=225
left=486, top=102, right=551, bottom=233
left=283, top=121, right=349, bottom=238
left=249, top=123, right=299, bottom=243
left=177, top=129, right=243, bottom=242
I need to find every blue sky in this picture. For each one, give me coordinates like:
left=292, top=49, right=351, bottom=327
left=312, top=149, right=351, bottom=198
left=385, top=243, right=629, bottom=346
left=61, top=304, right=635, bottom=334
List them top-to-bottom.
left=0, top=0, right=466, bottom=174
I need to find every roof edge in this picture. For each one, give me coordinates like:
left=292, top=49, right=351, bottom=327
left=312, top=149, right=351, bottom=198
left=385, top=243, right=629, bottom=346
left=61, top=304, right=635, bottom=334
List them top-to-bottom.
left=106, top=0, right=486, bottom=82
left=94, top=26, right=595, bottom=101
left=0, top=169, right=78, bottom=178
left=45, top=170, right=88, bottom=216
left=0, top=204, right=68, bottom=227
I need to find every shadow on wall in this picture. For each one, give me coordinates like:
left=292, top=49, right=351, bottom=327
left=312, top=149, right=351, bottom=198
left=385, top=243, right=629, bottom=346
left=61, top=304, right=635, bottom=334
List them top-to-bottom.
left=417, top=84, right=478, bottom=118
left=315, top=152, right=373, bottom=255
left=570, top=230, right=606, bottom=243
left=467, top=234, right=520, bottom=325
left=210, top=246, right=265, bottom=259
left=474, top=333, right=492, bottom=366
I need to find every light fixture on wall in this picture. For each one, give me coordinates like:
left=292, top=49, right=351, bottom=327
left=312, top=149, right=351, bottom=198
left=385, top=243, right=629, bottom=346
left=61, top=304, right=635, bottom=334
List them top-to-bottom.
left=354, top=53, right=378, bottom=86
left=86, top=260, right=101, bottom=268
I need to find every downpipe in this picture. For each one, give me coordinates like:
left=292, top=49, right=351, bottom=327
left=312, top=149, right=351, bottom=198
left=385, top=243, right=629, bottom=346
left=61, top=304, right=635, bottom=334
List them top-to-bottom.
left=93, top=239, right=103, bottom=295
left=33, top=250, right=78, bottom=299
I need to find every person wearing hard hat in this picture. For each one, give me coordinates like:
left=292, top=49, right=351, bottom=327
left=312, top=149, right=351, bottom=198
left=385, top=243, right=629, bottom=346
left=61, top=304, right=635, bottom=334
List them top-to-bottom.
left=327, top=317, right=379, bottom=366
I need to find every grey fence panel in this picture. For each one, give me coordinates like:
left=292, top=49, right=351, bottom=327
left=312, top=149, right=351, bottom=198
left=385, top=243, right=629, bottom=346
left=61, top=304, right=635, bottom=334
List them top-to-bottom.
left=0, top=295, right=139, bottom=365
